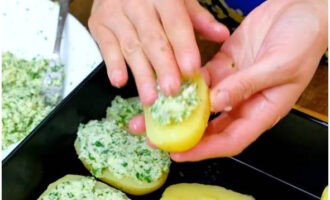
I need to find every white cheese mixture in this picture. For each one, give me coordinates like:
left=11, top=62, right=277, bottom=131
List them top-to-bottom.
left=2, top=52, right=62, bottom=149
left=149, top=82, right=199, bottom=125
left=76, top=96, right=171, bottom=183
left=106, top=96, right=142, bottom=128
left=40, top=176, right=129, bottom=200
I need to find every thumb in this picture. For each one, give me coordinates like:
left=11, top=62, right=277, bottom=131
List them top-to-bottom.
left=185, top=0, right=230, bottom=42
left=209, top=59, right=292, bottom=112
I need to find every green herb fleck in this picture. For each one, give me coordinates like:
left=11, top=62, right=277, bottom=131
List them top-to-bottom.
left=94, top=141, right=104, bottom=147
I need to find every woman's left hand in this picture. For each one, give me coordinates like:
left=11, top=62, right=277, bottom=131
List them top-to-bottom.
left=129, top=0, right=328, bottom=162
left=171, top=0, right=328, bottom=161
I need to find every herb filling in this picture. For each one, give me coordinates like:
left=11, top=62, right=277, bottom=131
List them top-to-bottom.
left=2, top=52, right=63, bottom=149
left=149, top=81, right=199, bottom=125
left=76, top=96, right=171, bottom=183
left=40, top=176, right=129, bottom=200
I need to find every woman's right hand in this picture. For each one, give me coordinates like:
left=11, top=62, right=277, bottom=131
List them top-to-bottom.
left=88, top=0, right=229, bottom=105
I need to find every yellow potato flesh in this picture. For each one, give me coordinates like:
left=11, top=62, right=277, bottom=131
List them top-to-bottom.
left=144, top=75, right=210, bottom=152
left=74, top=140, right=168, bottom=196
left=100, top=168, right=168, bottom=196
left=161, top=183, right=255, bottom=200
left=321, top=186, right=328, bottom=200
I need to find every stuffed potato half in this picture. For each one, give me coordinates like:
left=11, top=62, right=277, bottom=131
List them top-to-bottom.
left=144, top=75, right=210, bottom=152
left=74, top=96, right=171, bottom=196
left=74, top=140, right=169, bottom=195
left=37, top=174, right=130, bottom=200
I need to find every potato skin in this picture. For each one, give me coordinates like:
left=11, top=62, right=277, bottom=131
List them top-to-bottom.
left=144, top=75, right=210, bottom=152
left=74, top=139, right=169, bottom=196
left=161, top=183, right=255, bottom=200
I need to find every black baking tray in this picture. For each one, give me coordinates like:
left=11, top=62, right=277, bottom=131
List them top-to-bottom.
left=2, top=63, right=328, bottom=200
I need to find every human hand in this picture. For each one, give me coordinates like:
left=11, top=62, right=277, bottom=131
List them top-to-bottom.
left=88, top=0, right=229, bottom=105
left=129, top=0, right=327, bottom=160
left=170, top=0, right=328, bottom=161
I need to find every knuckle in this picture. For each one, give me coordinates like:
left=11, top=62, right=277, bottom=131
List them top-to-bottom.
left=89, top=3, right=120, bottom=28
left=88, top=15, right=98, bottom=30
left=87, top=17, right=104, bottom=40
left=141, top=30, right=170, bottom=52
left=121, top=38, right=141, bottom=56
left=235, top=78, right=255, bottom=101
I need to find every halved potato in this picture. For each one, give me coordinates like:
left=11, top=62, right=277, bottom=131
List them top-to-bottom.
left=144, top=75, right=210, bottom=152
left=74, top=96, right=171, bottom=196
left=74, top=140, right=169, bottom=196
left=37, top=174, right=129, bottom=200
left=161, top=183, right=255, bottom=200
left=321, top=186, right=328, bottom=200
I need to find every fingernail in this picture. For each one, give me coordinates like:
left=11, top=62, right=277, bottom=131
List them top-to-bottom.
left=212, top=22, right=230, bottom=39
left=212, top=22, right=221, bottom=31
left=180, top=55, right=200, bottom=77
left=110, top=69, right=123, bottom=88
left=160, top=75, right=180, bottom=96
left=141, top=84, right=158, bottom=105
left=211, top=90, right=231, bottom=112
left=224, top=106, right=232, bottom=112
left=128, top=120, right=138, bottom=133
left=131, top=122, right=138, bottom=132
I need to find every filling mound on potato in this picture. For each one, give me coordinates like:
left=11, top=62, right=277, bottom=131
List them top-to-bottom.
left=144, top=75, right=210, bottom=152
left=149, top=81, right=200, bottom=125
left=75, top=96, right=171, bottom=195
left=38, top=175, right=130, bottom=200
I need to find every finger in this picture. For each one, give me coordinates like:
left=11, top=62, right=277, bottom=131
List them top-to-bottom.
left=124, top=0, right=181, bottom=96
left=155, top=0, right=201, bottom=77
left=186, top=0, right=230, bottom=42
left=106, top=12, right=158, bottom=105
left=88, top=22, right=128, bottom=87
left=203, top=51, right=236, bottom=86
left=209, top=54, right=295, bottom=112
left=200, top=67, right=211, bottom=87
left=171, top=84, right=299, bottom=162
left=170, top=97, right=276, bottom=161
left=204, top=112, right=233, bottom=135
left=129, top=114, right=146, bottom=134
left=171, top=119, right=262, bottom=162
left=146, top=138, right=158, bottom=149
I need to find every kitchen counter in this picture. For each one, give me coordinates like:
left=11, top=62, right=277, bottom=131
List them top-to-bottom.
left=70, top=0, right=328, bottom=122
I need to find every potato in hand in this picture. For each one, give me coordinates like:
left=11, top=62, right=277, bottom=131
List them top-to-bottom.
left=144, top=75, right=210, bottom=152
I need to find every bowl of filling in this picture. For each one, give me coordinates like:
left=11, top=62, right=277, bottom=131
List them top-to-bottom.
left=1, top=0, right=102, bottom=158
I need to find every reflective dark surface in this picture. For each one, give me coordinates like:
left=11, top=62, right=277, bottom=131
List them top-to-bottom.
left=2, top=63, right=328, bottom=200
